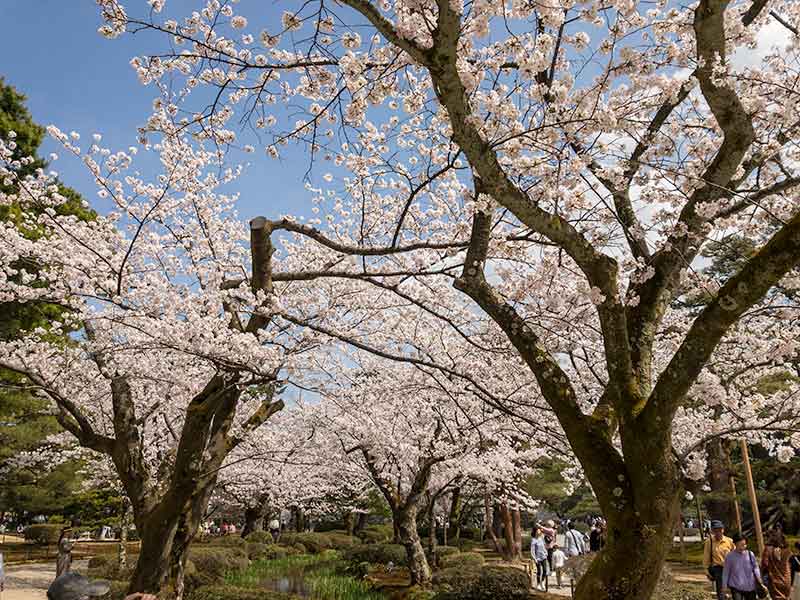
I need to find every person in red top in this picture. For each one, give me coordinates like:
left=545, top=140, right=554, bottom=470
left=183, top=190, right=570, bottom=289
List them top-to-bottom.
left=539, top=520, right=558, bottom=570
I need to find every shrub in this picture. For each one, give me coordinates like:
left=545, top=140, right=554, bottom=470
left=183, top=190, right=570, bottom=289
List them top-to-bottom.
left=24, top=524, right=63, bottom=545
left=359, top=524, right=393, bottom=544
left=244, top=531, right=274, bottom=545
left=324, top=531, right=359, bottom=548
left=278, top=532, right=358, bottom=553
left=207, top=535, right=247, bottom=548
left=456, top=539, right=482, bottom=552
left=245, top=542, right=268, bottom=560
left=290, top=543, right=307, bottom=554
left=341, top=543, right=408, bottom=566
left=435, top=546, right=459, bottom=560
left=187, top=547, right=250, bottom=586
left=440, top=551, right=484, bottom=570
left=87, top=554, right=135, bottom=580
left=432, top=565, right=482, bottom=599
left=434, top=565, right=528, bottom=600
left=652, top=565, right=707, bottom=600
left=475, top=567, right=529, bottom=599
left=101, top=580, right=130, bottom=600
left=187, top=585, right=302, bottom=600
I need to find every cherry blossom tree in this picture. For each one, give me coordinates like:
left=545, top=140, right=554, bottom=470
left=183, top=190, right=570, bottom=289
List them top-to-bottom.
left=92, top=0, right=800, bottom=597
left=0, top=132, right=308, bottom=596
left=301, top=355, right=540, bottom=584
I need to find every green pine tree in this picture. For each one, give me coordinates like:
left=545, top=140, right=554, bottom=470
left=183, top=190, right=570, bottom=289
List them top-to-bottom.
left=0, top=78, right=90, bottom=518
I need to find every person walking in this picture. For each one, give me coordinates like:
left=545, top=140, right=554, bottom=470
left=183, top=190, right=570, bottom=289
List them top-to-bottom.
left=540, top=520, right=557, bottom=570
left=705, top=520, right=735, bottom=600
left=564, top=522, right=585, bottom=557
left=56, top=526, right=75, bottom=578
left=530, top=526, right=549, bottom=592
left=761, top=529, right=792, bottom=600
left=722, top=533, right=765, bottom=600
left=789, top=542, right=800, bottom=600
left=551, top=543, right=567, bottom=588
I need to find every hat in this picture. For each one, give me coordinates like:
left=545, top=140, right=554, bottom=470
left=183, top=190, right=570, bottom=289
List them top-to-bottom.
left=710, top=520, right=724, bottom=529
left=47, top=572, right=110, bottom=600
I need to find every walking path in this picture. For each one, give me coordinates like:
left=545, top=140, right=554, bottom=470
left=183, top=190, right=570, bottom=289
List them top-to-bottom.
left=1, top=560, right=89, bottom=600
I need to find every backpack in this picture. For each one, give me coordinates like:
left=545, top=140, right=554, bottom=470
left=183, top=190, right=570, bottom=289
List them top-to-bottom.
left=544, top=533, right=554, bottom=545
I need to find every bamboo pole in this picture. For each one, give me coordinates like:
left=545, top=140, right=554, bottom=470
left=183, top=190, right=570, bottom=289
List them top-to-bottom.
left=739, top=439, right=764, bottom=557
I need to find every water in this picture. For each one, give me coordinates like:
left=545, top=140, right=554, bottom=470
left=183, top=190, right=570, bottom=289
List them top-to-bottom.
left=262, top=573, right=312, bottom=597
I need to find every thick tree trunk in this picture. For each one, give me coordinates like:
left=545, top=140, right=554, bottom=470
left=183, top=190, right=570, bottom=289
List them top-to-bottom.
left=574, top=433, right=682, bottom=600
left=447, top=487, right=461, bottom=542
left=427, top=495, right=437, bottom=555
left=484, top=495, right=502, bottom=552
left=241, top=497, right=270, bottom=538
left=128, top=503, right=182, bottom=594
left=499, top=503, right=517, bottom=561
left=395, top=506, right=431, bottom=585
left=511, top=507, right=522, bottom=560
left=344, top=511, right=355, bottom=536
left=355, top=512, right=368, bottom=535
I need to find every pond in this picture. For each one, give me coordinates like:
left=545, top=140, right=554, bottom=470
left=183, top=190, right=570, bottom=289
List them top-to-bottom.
left=226, top=552, right=387, bottom=600
left=262, top=571, right=312, bottom=596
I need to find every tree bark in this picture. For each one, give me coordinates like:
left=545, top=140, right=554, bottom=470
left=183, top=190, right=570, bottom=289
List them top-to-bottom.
left=573, top=434, right=682, bottom=600
left=447, top=487, right=461, bottom=542
left=427, top=494, right=437, bottom=555
left=241, top=495, right=270, bottom=538
left=499, top=503, right=517, bottom=561
left=395, top=505, right=431, bottom=585
left=511, top=507, right=523, bottom=560
left=355, top=512, right=368, bottom=535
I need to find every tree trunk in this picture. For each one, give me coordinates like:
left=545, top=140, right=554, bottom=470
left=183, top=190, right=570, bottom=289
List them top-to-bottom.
left=573, top=435, right=682, bottom=600
left=447, top=487, right=461, bottom=542
left=427, top=495, right=437, bottom=555
left=484, top=495, right=501, bottom=552
left=241, top=497, right=269, bottom=538
left=118, top=499, right=131, bottom=572
left=128, top=503, right=182, bottom=594
left=499, top=503, right=516, bottom=561
left=395, top=505, right=431, bottom=585
left=511, top=507, right=522, bottom=560
left=344, top=511, right=355, bottom=536
left=355, top=512, right=368, bottom=535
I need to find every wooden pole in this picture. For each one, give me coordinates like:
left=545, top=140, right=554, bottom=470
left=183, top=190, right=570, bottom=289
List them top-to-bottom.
left=739, top=439, right=764, bottom=557
left=729, top=475, right=743, bottom=534
left=696, top=496, right=705, bottom=541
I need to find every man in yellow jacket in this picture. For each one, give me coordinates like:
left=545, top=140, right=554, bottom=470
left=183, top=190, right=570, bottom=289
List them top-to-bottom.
left=704, top=520, right=735, bottom=600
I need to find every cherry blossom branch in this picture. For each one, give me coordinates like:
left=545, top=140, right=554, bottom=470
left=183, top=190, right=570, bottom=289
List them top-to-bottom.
left=644, top=207, right=800, bottom=427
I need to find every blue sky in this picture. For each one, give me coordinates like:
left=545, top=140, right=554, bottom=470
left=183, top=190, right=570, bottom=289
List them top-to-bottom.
left=0, top=1, right=316, bottom=221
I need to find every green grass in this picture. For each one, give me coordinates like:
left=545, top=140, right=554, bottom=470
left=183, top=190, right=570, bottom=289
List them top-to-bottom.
left=225, top=552, right=385, bottom=600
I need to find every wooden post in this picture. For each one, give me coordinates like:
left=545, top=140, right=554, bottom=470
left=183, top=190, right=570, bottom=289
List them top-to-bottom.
left=739, top=439, right=764, bottom=557
left=729, top=475, right=743, bottom=534
left=696, top=496, right=705, bottom=541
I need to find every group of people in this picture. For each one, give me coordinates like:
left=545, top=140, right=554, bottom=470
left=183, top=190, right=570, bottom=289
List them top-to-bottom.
left=529, top=518, right=605, bottom=591
left=704, top=519, right=800, bottom=600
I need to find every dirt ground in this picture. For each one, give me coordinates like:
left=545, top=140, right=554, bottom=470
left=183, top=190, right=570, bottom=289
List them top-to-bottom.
left=1, top=560, right=89, bottom=600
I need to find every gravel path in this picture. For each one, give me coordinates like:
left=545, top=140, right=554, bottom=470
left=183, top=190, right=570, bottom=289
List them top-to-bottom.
left=2, top=560, right=89, bottom=600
